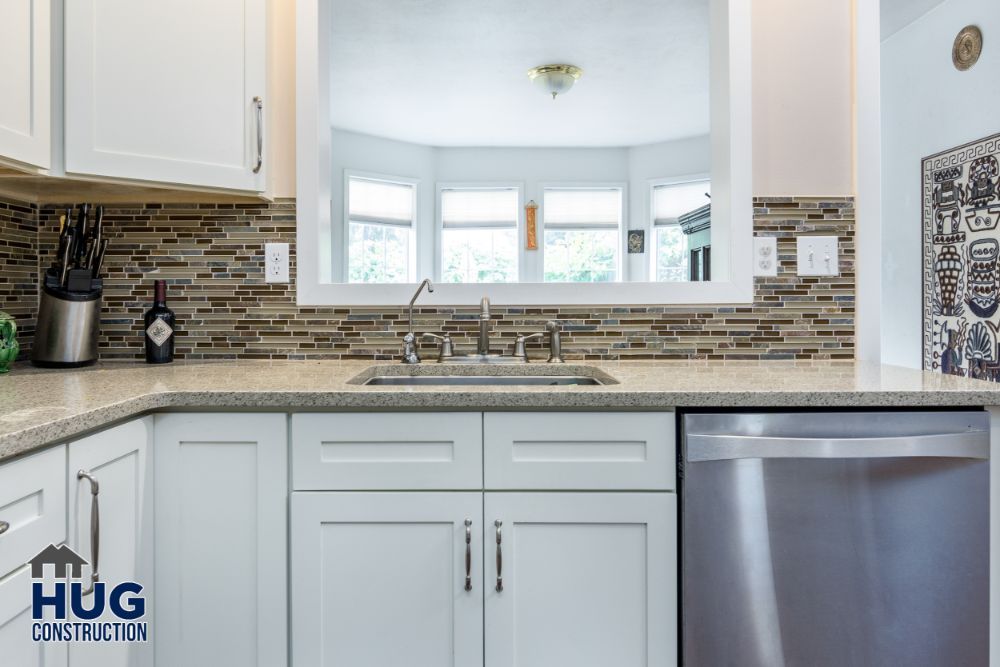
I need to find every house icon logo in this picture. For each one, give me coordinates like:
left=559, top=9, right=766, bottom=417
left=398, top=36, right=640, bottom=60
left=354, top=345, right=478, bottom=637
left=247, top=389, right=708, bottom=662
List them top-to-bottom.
left=28, top=543, right=148, bottom=644
left=29, top=544, right=89, bottom=579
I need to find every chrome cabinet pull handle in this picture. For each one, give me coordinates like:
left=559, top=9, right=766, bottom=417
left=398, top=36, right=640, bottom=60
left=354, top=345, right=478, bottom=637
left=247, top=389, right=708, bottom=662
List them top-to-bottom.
left=252, top=96, right=263, bottom=174
left=77, top=470, right=100, bottom=596
left=464, top=519, right=472, bottom=592
left=0, top=520, right=9, bottom=535
left=495, top=520, right=503, bottom=593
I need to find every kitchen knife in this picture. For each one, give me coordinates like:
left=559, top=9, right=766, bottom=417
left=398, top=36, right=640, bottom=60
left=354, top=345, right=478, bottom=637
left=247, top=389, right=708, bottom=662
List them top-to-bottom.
left=74, top=204, right=90, bottom=267
left=86, top=206, right=104, bottom=270
left=59, top=228, right=75, bottom=288
left=92, top=238, right=109, bottom=278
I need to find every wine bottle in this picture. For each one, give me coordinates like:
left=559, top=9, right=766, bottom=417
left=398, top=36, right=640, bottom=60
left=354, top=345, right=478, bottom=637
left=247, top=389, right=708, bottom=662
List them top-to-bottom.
left=144, top=280, right=175, bottom=364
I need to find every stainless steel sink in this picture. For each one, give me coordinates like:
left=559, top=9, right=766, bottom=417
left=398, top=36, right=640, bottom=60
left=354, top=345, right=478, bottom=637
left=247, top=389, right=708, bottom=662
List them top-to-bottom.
left=363, top=375, right=604, bottom=386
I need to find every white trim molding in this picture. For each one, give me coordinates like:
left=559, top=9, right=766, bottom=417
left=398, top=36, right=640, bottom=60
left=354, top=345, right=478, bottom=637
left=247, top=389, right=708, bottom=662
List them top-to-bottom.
left=296, top=0, right=753, bottom=306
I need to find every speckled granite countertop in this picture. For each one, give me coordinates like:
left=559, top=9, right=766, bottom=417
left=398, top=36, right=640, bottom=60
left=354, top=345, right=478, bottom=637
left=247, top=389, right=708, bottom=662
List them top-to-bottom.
left=2, top=359, right=999, bottom=462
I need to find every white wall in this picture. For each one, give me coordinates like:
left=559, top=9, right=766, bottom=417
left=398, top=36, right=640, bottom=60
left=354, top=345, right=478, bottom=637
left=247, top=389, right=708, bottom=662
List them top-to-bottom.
left=751, top=0, right=853, bottom=196
left=881, top=0, right=999, bottom=368
left=331, top=129, right=710, bottom=282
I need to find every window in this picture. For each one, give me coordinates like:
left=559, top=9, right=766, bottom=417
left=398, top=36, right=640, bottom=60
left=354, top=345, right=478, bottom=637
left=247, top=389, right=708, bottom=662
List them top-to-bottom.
left=347, top=175, right=416, bottom=283
left=651, top=179, right=711, bottom=282
left=440, top=187, right=519, bottom=283
left=543, top=187, right=622, bottom=282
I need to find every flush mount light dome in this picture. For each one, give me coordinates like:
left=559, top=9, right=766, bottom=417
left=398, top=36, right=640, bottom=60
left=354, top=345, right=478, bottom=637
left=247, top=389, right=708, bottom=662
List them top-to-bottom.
left=527, top=64, right=583, bottom=100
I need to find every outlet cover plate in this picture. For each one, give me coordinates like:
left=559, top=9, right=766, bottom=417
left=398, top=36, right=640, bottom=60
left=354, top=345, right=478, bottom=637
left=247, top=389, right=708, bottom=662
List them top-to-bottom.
left=753, top=236, right=778, bottom=277
left=796, top=236, right=839, bottom=276
left=265, top=242, right=290, bottom=283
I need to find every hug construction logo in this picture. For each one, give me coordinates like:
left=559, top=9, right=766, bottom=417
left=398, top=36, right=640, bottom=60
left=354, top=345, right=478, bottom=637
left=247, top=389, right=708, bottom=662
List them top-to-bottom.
left=28, top=543, right=148, bottom=643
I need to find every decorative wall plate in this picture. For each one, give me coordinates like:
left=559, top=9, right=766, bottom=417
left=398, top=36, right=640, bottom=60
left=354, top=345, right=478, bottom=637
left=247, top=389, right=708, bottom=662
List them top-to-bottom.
left=953, top=25, right=983, bottom=71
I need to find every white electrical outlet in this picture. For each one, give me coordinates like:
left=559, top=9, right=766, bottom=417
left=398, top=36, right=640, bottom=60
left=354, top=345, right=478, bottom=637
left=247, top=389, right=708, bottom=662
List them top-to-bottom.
left=753, top=236, right=778, bottom=277
left=796, top=236, right=839, bottom=276
left=265, top=242, right=289, bottom=283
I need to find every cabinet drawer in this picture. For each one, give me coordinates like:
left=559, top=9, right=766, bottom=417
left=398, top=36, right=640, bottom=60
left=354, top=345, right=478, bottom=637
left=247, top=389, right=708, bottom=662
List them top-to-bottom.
left=484, top=412, right=675, bottom=490
left=292, top=413, right=483, bottom=490
left=0, top=445, right=67, bottom=580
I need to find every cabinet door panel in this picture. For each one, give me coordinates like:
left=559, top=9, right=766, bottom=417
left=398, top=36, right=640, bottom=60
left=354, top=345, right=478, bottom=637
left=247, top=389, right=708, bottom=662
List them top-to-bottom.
left=0, top=0, right=50, bottom=169
left=64, top=0, right=265, bottom=191
left=484, top=412, right=675, bottom=490
left=154, top=413, right=286, bottom=667
left=292, top=413, right=483, bottom=490
left=68, top=417, right=152, bottom=667
left=0, top=445, right=66, bottom=581
left=291, top=492, right=483, bottom=667
left=484, top=493, right=677, bottom=667
left=0, top=565, right=67, bottom=667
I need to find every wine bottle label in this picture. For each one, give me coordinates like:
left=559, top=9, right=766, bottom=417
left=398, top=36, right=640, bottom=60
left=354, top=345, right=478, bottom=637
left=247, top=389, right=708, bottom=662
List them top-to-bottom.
left=146, top=319, right=173, bottom=347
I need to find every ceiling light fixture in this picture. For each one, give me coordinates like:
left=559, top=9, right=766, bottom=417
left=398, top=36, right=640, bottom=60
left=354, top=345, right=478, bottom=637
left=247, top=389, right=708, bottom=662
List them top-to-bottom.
left=527, top=64, right=583, bottom=100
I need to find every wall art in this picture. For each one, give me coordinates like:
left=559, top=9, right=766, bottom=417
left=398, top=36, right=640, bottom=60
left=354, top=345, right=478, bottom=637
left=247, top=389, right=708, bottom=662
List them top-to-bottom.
left=923, top=132, right=1000, bottom=380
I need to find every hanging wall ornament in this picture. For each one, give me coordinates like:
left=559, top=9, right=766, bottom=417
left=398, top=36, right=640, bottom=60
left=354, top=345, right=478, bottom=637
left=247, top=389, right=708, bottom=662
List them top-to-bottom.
left=525, top=200, right=538, bottom=250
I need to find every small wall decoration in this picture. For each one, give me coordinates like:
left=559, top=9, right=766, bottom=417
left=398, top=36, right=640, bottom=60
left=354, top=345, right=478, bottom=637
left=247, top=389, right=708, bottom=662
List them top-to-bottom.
left=952, top=25, right=983, bottom=71
left=923, top=133, right=1000, bottom=380
left=525, top=200, right=538, bottom=250
left=627, top=230, right=645, bottom=254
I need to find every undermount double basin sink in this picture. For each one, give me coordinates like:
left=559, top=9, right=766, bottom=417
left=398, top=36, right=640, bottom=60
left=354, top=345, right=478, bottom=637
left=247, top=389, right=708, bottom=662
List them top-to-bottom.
left=349, top=364, right=618, bottom=387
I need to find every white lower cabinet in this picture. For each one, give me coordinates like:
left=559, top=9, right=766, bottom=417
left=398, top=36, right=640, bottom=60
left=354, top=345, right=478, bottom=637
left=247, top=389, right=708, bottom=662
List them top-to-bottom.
left=153, top=413, right=287, bottom=667
left=67, top=417, right=153, bottom=667
left=0, top=445, right=67, bottom=667
left=291, top=492, right=484, bottom=667
left=484, top=492, right=677, bottom=667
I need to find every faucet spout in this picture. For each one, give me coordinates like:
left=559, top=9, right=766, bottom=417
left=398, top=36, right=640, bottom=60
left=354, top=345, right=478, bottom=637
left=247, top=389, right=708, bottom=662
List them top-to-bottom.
left=402, top=279, right=434, bottom=364
left=478, top=297, right=491, bottom=355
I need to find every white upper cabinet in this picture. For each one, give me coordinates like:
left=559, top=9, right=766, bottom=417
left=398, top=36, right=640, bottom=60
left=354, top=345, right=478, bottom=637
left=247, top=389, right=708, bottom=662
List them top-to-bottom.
left=0, top=0, right=51, bottom=170
left=64, top=0, right=266, bottom=192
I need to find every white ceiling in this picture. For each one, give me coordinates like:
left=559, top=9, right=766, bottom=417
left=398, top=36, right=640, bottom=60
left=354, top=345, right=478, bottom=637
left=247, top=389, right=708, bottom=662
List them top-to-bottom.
left=329, top=0, right=710, bottom=148
left=881, top=0, right=947, bottom=40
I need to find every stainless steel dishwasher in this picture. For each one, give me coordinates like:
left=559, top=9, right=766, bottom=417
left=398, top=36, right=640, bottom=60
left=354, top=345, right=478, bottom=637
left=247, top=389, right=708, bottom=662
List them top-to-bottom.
left=681, top=411, right=990, bottom=667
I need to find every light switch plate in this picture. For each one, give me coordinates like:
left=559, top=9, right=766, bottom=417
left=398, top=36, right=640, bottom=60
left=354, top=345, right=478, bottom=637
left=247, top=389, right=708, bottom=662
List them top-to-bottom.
left=796, top=236, right=839, bottom=276
left=753, top=237, right=778, bottom=277
left=265, top=242, right=289, bottom=283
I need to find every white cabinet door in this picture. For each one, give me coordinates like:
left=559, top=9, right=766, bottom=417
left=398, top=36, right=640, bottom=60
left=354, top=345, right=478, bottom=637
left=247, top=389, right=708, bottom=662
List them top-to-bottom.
left=0, top=0, right=51, bottom=170
left=64, top=0, right=266, bottom=191
left=154, top=413, right=286, bottom=667
left=67, top=417, right=152, bottom=667
left=291, top=492, right=484, bottom=667
left=484, top=493, right=677, bottom=667
left=0, top=565, right=67, bottom=667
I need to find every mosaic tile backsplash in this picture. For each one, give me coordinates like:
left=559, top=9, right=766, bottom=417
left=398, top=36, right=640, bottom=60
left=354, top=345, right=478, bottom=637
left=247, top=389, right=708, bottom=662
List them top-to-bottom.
left=3, top=196, right=854, bottom=361
left=0, top=198, right=38, bottom=359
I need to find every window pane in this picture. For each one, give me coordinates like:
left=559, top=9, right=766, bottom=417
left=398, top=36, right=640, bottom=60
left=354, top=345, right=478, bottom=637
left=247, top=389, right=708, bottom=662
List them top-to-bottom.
left=348, top=177, right=414, bottom=226
left=653, top=181, right=710, bottom=224
left=442, top=189, right=518, bottom=228
left=348, top=222, right=411, bottom=283
left=655, top=225, right=688, bottom=282
left=441, top=228, right=517, bottom=283
left=544, top=229, right=618, bottom=282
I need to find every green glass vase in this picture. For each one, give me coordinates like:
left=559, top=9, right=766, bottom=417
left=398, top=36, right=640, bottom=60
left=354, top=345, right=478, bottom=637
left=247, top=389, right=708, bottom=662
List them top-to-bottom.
left=0, top=312, right=19, bottom=373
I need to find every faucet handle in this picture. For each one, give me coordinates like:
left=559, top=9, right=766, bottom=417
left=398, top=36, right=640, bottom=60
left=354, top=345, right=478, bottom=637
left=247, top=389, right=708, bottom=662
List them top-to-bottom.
left=401, top=332, right=420, bottom=364
left=422, top=332, right=454, bottom=362
left=512, top=332, right=545, bottom=361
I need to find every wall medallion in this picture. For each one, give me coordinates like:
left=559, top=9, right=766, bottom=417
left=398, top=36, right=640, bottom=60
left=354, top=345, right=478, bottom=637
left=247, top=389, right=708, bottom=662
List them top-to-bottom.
left=953, top=25, right=983, bottom=71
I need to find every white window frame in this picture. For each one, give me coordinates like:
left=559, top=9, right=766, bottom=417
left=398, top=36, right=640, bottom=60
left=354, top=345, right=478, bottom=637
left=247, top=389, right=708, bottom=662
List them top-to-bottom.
left=297, top=0, right=752, bottom=305
left=343, top=169, right=418, bottom=284
left=649, top=173, right=711, bottom=282
left=435, top=182, right=525, bottom=283
left=539, top=183, right=627, bottom=283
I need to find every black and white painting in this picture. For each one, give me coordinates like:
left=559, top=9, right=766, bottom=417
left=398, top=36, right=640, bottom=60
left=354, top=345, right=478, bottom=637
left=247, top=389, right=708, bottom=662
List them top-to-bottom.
left=923, top=133, right=1000, bottom=380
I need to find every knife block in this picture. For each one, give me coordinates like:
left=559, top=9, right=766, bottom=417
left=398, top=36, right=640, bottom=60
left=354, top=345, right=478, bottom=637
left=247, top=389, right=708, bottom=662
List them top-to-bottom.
left=31, top=285, right=102, bottom=368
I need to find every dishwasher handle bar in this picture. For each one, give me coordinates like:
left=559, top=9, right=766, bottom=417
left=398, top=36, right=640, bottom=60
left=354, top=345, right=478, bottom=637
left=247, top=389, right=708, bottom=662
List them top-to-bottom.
left=685, top=431, right=989, bottom=462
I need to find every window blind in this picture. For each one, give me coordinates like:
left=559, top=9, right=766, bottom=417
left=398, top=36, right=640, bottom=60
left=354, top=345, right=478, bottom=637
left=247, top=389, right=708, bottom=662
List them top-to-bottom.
left=348, top=177, right=415, bottom=228
left=653, top=181, right=710, bottom=226
left=441, top=188, right=519, bottom=229
left=543, top=188, right=622, bottom=229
